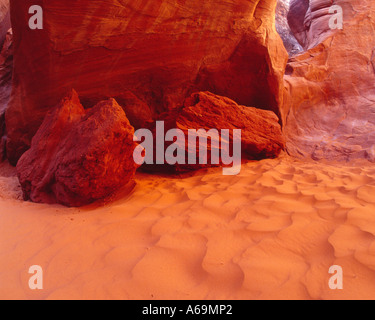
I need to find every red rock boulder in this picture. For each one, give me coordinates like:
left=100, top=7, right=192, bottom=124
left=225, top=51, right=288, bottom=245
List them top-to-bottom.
left=17, top=90, right=139, bottom=207
left=141, top=91, right=285, bottom=173
left=180, top=92, right=285, bottom=159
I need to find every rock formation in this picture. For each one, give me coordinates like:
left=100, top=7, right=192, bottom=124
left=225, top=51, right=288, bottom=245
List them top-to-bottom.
left=0, top=0, right=10, bottom=161
left=0, top=0, right=9, bottom=48
left=6, top=0, right=287, bottom=165
left=275, top=0, right=303, bottom=56
left=284, top=0, right=375, bottom=162
left=287, top=0, right=310, bottom=49
left=288, top=0, right=345, bottom=50
left=0, top=28, right=12, bottom=161
left=0, top=28, right=11, bottom=111
left=16, top=90, right=139, bottom=207
left=144, top=91, right=284, bottom=172
left=180, top=92, right=285, bottom=160
left=0, top=111, right=5, bottom=161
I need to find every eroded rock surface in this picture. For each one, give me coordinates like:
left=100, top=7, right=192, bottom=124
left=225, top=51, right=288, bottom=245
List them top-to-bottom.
left=0, top=0, right=10, bottom=161
left=0, top=0, right=9, bottom=48
left=6, top=0, right=287, bottom=165
left=276, top=0, right=303, bottom=56
left=284, top=0, right=375, bottom=162
left=288, top=0, right=342, bottom=50
left=0, top=27, right=12, bottom=161
left=17, top=90, right=139, bottom=207
left=144, top=91, right=284, bottom=173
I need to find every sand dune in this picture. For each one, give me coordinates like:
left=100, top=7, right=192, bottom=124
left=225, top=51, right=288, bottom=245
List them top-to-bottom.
left=1, top=155, right=375, bottom=300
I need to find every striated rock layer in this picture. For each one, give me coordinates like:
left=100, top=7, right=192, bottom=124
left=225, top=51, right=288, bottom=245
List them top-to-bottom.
left=6, top=0, right=287, bottom=165
left=275, top=0, right=303, bottom=56
left=284, top=0, right=375, bottom=162
left=287, top=0, right=310, bottom=49
left=288, top=0, right=348, bottom=50
left=17, top=90, right=139, bottom=207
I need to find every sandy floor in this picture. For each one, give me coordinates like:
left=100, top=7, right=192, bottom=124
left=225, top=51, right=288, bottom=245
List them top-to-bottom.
left=1, top=155, right=375, bottom=300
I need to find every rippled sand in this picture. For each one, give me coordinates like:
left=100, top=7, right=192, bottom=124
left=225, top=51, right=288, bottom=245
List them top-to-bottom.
left=1, top=155, right=375, bottom=300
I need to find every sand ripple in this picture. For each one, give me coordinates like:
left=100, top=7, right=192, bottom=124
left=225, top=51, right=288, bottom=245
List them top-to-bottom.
left=1, top=155, right=375, bottom=299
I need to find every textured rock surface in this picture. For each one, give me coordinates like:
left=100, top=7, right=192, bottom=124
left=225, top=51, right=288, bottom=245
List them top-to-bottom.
left=0, top=0, right=10, bottom=161
left=0, top=0, right=9, bottom=48
left=6, top=0, right=287, bottom=165
left=276, top=0, right=303, bottom=56
left=284, top=0, right=375, bottom=162
left=287, top=0, right=310, bottom=48
left=288, top=0, right=347, bottom=50
left=0, top=28, right=12, bottom=161
left=0, top=28, right=12, bottom=109
left=17, top=90, right=139, bottom=207
left=145, top=91, right=284, bottom=172
left=180, top=92, right=285, bottom=159
left=0, top=111, right=5, bottom=161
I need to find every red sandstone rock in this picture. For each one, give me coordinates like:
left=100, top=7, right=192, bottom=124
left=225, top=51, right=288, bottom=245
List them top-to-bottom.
left=0, top=0, right=10, bottom=49
left=6, top=0, right=287, bottom=164
left=284, top=0, right=375, bottom=162
left=0, top=1, right=11, bottom=162
left=0, top=27, right=12, bottom=162
left=0, top=28, right=12, bottom=110
left=16, top=90, right=139, bottom=207
left=115, top=91, right=155, bottom=130
left=144, top=91, right=284, bottom=172
left=180, top=92, right=285, bottom=158
left=0, top=111, right=5, bottom=161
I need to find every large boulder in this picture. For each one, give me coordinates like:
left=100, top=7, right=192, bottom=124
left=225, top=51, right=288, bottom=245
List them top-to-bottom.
left=6, top=0, right=287, bottom=164
left=284, top=0, right=375, bottom=162
left=16, top=90, right=139, bottom=207
left=142, top=91, right=284, bottom=173
left=180, top=92, right=285, bottom=159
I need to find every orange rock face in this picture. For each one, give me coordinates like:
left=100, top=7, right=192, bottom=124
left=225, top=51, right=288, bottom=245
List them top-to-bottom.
left=6, top=0, right=287, bottom=164
left=284, top=0, right=375, bottom=162
left=16, top=90, right=139, bottom=207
